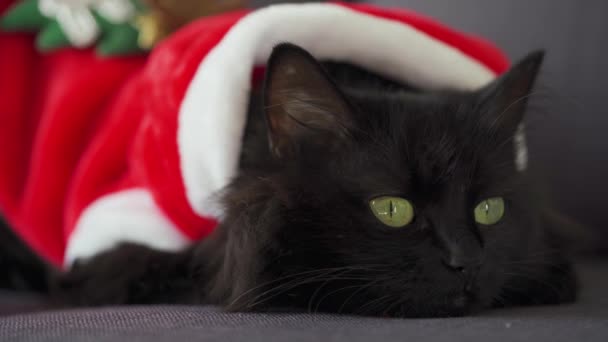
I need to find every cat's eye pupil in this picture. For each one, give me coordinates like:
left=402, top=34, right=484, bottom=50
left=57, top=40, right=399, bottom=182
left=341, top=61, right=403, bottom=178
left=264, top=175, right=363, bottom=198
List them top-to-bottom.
left=369, top=197, right=414, bottom=228
left=474, top=197, right=505, bottom=226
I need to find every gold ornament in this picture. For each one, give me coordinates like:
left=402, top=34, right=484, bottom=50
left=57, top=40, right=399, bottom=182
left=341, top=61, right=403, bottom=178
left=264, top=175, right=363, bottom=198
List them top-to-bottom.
left=135, top=0, right=247, bottom=49
left=134, top=12, right=163, bottom=50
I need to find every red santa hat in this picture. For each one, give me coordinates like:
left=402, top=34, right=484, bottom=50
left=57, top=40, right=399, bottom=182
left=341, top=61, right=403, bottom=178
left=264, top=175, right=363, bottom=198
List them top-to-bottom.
left=0, top=2, right=510, bottom=267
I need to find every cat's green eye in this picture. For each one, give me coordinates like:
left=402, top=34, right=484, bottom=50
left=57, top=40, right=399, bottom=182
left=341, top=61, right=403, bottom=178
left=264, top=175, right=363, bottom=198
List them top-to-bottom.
left=369, top=197, right=415, bottom=228
left=474, top=197, right=505, bottom=225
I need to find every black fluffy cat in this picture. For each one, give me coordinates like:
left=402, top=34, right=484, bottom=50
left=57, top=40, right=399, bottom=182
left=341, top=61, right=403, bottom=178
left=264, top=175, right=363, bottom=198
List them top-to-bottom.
left=1, top=44, right=577, bottom=317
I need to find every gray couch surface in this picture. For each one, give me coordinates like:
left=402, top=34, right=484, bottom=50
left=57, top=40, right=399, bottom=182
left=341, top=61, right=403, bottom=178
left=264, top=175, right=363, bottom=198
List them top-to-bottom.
left=1, top=0, right=607, bottom=341
left=1, top=260, right=606, bottom=342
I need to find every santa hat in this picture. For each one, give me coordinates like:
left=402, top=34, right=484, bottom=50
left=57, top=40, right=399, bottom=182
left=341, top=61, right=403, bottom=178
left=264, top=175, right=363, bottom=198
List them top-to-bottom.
left=0, top=2, right=510, bottom=267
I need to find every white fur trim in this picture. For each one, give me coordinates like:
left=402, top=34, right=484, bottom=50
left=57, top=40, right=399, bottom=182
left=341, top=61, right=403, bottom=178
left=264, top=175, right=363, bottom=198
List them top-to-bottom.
left=96, top=0, right=136, bottom=23
left=178, top=3, right=498, bottom=217
left=514, top=123, right=528, bottom=171
left=64, top=189, right=190, bottom=267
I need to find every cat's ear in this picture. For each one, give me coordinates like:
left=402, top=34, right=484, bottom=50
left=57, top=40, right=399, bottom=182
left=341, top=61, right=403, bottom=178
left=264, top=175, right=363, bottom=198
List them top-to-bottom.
left=263, top=43, right=355, bottom=158
left=479, top=51, right=544, bottom=133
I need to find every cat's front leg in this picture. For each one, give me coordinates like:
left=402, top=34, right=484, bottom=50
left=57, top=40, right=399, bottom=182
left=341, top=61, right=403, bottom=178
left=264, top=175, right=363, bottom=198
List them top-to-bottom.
left=51, top=243, right=202, bottom=306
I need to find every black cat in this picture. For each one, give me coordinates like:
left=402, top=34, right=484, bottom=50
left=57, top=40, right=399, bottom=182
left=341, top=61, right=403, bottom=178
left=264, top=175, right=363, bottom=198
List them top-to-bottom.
left=1, top=44, right=577, bottom=317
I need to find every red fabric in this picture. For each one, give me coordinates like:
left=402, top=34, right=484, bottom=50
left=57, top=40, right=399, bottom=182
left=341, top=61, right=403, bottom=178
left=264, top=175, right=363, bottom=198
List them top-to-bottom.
left=0, top=2, right=509, bottom=266
left=127, top=10, right=249, bottom=240
left=0, top=11, right=146, bottom=265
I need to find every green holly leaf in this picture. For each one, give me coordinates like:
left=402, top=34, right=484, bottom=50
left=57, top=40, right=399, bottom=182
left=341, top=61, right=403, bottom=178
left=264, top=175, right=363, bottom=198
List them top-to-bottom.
left=0, top=0, right=48, bottom=31
left=93, top=11, right=142, bottom=56
left=36, top=20, right=71, bottom=52
left=97, top=22, right=142, bottom=56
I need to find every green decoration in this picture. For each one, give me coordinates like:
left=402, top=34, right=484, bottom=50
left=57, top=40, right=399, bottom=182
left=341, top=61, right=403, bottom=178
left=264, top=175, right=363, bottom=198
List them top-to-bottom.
left=0, top=0, right=147, bottom=57
left=0, top=0, right=47, bottom=31
left=94, top=12, right=141, bottom=56
left=37, top=20, right=70, bottom=52
left=97, top=23, right=141, bottom=56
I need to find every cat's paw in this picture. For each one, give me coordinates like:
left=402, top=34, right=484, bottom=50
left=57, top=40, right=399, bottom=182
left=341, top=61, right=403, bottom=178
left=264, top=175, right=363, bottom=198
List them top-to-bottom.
left=50, top=243, right=197, bottom=307
left=51, top=250, right=136, bottom=306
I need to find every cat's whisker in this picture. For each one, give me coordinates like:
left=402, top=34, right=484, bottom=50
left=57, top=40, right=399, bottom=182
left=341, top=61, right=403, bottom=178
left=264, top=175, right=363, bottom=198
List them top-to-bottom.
left=240, top=265, right=386, bottom=309
left=228, top=267, right=353, bottom=308
left=306, top=268, right=356, bottom=312
left=241, top=272, right=342, bottom=309
left=246, top=275, right=375, bottom=310
left=335, top=278, right=384, bottom=314
left=311, top=283, right=370, bottom=314
left=356, top=294, right=394, bottom=315
left=383, top=295, right=412, bottom=316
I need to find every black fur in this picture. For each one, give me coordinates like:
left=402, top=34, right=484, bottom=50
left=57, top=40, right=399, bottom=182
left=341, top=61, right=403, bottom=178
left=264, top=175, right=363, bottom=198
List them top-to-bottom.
left=1, top=44, right=577, bottom=317
left=0, top=218, right=49, bottom=292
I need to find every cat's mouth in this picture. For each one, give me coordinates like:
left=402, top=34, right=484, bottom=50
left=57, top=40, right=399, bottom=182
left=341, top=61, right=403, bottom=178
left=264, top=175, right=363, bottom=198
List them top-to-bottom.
left=442, top=282, right=481, bottom=315
left=450, top=291, right=478, bottom=312
left=452, top=294, right=471, bottom=308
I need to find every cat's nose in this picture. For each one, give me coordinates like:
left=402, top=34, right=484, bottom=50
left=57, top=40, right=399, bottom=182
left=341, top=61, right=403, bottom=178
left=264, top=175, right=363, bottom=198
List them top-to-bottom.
left=432, top=222, right=483, bottom=275
left=442, top=255, right=481, bottom=274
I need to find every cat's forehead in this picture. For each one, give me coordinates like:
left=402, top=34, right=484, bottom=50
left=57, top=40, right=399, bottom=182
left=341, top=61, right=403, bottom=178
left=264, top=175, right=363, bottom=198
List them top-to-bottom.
left=366, top=95, right=480, bottom=156
left=341, top=96, right=504, bottom=187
